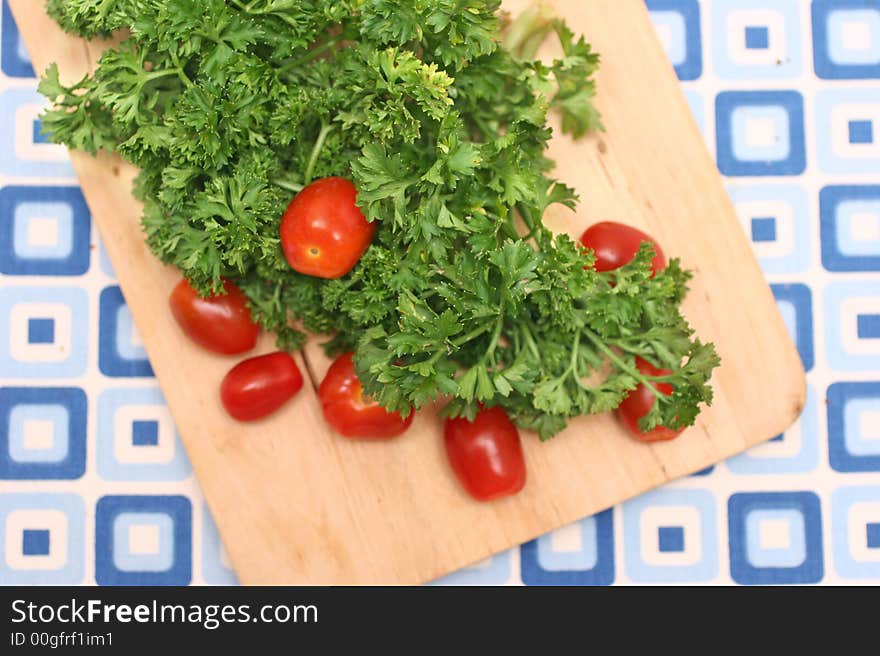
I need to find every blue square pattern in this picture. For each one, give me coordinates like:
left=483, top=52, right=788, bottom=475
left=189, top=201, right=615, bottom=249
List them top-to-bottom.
left=0, top=0, right=35, bottom=77
left=1, top=0, right=879, bottom=590
left=647, top=0, right=703, bottom=81
left=712, top=1, right=803, bottom=80
left=813, top=1, right=880, bottom=79
left=746, top=26, right=770, bottom=50
left=0, top=89, right=75, bottom=179
left=816, top=89, right=880, bottom=175
left=685, top=90, right=706, bottom=137
left=716, top=91, right=806, bottom=176
left=732, top=105, right=791, bottom=162
left=32, top=119, right=49, bottom=145
left=849, top=119, right=875, bottom=144
left=728, top=184, right=811, bottom=274
left=0, top=186, right=92, bottom=276
left=820, top=186, right=880, bottom=272
left=13, top=202, right=73, bottom=261
left=751, top=217, right=777, bottom=242
left=97, top=233, right=118, bottom=278
left=824, top=280, right=880, bottom=372
left=772, top=284, right=815, bottom=372
left=0, top=286, right=89, bottom=380
left=99, top=286, right=155, bottom=378
left=858, top=314, right=880, bottom=339
left=27, top=318, right=54, bottom=345
left=828, top=382, right=880, bottom=473
left=726, top=385, right=819, bottom=476
left=0, top=387, right=87, bottom=480
left=96, top=387, right=191, bottom=482
left=8, top=404, right=69, bottom=465
left=132, top=420, right=159, bottom=447
left=831, top=487, right=880, bottom=580
left=623, top=488, right=718, bottom=584
left=728, top=492, right=824, bottom=585
left=0, top=493, right=85, bottom=584
left=95, top=495, right=192, bottom=586
left=201, top=504, right=240, bottom=586
left=520, top=509, right=615, bottom=585
left=746, top=509, right=807, bottom=568
left=113, top=513, right=174, bottom=573
left=658, top=526, right=685, bottom=553
left=22, top=528, right=50, bottom=556
left=432, top=552, right=512, bottom=586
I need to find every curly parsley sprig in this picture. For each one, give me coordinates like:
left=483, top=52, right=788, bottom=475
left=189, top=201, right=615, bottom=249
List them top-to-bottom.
left=41, top=0, right=718, bottom=439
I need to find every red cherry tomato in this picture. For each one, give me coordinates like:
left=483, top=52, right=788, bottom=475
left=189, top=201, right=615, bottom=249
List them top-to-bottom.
left=280, top=177, right=376, bottom=280
left=579, top=221, right=667, bottom=276
left=169, top=278, right=260, bottom=355
left=220, top=352, right=304, bottom=422
left=318, top=352, right=414, bottom=439
left=617, top=357, right=683, bottom=443
left=443, top=406, right=526, bottom=502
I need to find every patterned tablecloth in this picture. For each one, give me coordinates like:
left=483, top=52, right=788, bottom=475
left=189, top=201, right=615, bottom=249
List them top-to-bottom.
left=1, top=0, right=879, bottom=586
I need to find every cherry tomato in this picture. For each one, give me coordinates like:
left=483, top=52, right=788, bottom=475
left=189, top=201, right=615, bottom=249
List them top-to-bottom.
left=280, top=177, right=376, bottom=280
left=579, top=221, right=667, bottom=276
left=169, top=278, right=260, bottom=355
left=220, top=352, right=304, bottom=422
left=318, top=352, right=414, bottom=439
left=617, top=357, right=683, bottom=443
left=443, top=406, right=526, bottom=502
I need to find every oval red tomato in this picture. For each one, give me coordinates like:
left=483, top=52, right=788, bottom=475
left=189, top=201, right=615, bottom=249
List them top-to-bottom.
left=280, top=177, right=376, bottom=280
left=579, top=221, right=667, bottom=276
left=169, top=278, right=260, bottom=355
left=221, top=352, right=304, bottom=422
left=318, top=352, right=414, bottom=439
left=617, top=357, right=683, bottom=443
left=443, top=406, right=526, bottom=502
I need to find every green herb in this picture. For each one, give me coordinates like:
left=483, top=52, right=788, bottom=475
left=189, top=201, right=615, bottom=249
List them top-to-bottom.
left=41, top=0, right=718, bottom=439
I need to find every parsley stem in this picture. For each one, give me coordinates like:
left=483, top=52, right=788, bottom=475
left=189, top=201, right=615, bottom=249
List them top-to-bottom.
left=229, top=0, right=306, bottom=30
left=504, top=3, right=554, bottom=59
left=519, top=30, right=551, bottom=62
left=279, top=37, right=343, bottom=72
left=168, top=51, right=193, bottom=87
left=145, top=69, right=182, bottom=82
left=469, top=114, right=496, bottom=141
left=304, top=122, right=333, bottom=186
left=271, top=178, right=304, bottom=194
left=516, top=203, right=542, bottom=242
left=515, top=204, right=551, bottom=248
left=499, top=215, right=519, bottom=241
left=485, top=317, right=504, bottom=358
left=452, top=322, right=493, bottom=347
left=520, top=323, right=542, bottom=362
left=581, top=327, right=665, bottom=398
left=568, top=332, right=581, bottom=375
left=559, top=333, right=597, bottom=392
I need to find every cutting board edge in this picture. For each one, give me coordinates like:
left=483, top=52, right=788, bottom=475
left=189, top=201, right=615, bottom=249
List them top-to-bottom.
left=8, top=0, right=810, bottom=586
left=226, top=355, right=808, bottom=587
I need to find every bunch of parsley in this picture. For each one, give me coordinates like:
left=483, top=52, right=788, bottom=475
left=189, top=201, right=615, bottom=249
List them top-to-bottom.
left=41, top=0, right=719, bottom=439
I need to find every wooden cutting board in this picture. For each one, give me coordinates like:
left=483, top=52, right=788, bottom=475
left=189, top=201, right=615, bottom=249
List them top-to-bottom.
left=10, top=0, right=806, bottom=585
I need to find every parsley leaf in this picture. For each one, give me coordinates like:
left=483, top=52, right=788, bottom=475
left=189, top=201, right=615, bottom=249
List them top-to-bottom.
left=42, top=0, right=718, bottom=440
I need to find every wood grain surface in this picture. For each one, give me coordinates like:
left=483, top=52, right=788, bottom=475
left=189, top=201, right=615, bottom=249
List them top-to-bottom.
left=9, top=0, right=806, bottom=585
